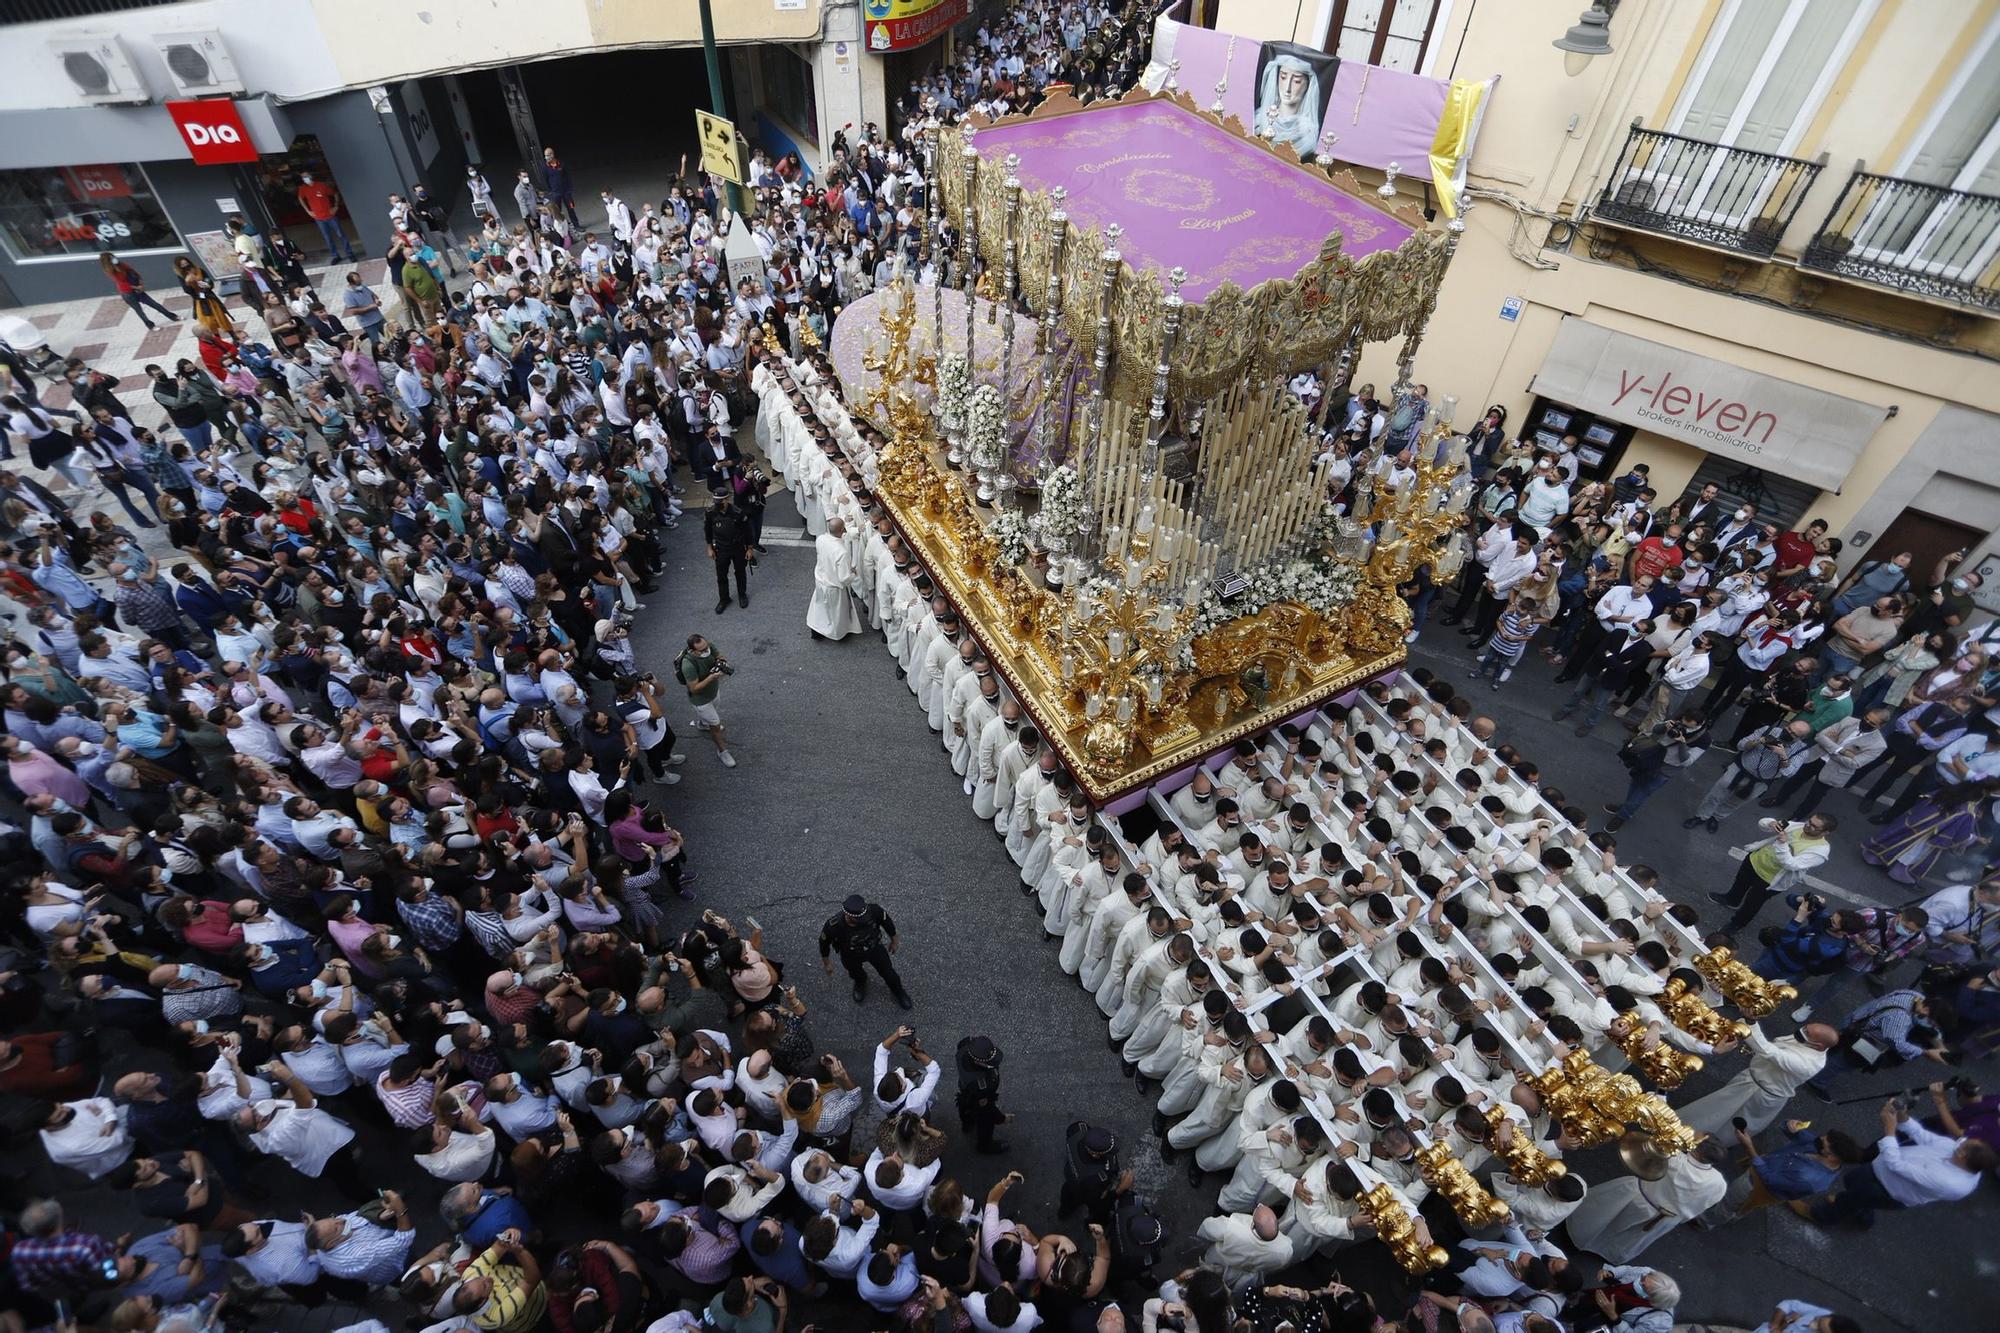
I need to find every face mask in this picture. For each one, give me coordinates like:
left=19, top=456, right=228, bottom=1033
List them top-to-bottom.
left=1951, top=579, right=1969, bottom=593
left=383, top=934, right=402, bottom=951
left=178, top=963, right=200, bottom=981
left=511, top=971, right=526, bottom=989
left=310, top=979, right=329, bottom=999
left=610, top=997, right=627, bottom=1015
left=192, top=1020, right=209, bottom=1034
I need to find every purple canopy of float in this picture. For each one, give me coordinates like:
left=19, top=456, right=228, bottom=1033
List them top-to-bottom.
left=971, top=99, right=1415, bottom=302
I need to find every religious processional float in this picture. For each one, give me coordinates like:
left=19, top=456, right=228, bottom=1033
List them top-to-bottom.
left=814, top=70, right=1808, bottom=1276
left=830, top=83, right=1477, bottom=804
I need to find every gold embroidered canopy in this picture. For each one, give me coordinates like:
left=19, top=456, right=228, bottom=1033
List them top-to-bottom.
left=942, top=88, right=1448, bottom=403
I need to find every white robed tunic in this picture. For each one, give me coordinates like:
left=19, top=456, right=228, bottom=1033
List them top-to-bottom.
left=806, top=533, right=865, bottom=639
left=1677, top=1027, right=1826, bottom=1138
left=1560, top=1154, right=1724, bottom=1263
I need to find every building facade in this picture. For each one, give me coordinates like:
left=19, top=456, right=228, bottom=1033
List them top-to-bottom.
left=0, top=0, right=958, bottom=305
left=1217, top=0, right=2000, bottom=604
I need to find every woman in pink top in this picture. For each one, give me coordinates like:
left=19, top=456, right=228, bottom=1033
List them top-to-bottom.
left=338, top=333, right=385, bottom=395
left=2, top=736, right=90, bottom=809
left=606, top=791, right=693, bottom=901
left=323, top=894, right=387, bottom=980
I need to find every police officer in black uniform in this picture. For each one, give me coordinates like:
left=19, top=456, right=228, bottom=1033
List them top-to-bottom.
left=703, top=485, right=753, bottom=614
left=817, top=894, right=912, bottom=1010
left=955, top=1035, right=1007, bottom=1155
left=1060, top=1122, right=1130, bottom=1222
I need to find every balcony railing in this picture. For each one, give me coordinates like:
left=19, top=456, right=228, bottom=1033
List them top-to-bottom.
left=1595, top=122, right=1824, bottom=259
left=1800, top=169, right=2000, bottom=312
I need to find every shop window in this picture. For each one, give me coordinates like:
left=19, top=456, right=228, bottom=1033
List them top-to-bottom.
left=759, top=45, right=819, bottom=149
left=0, top=163, right=178, bottom=261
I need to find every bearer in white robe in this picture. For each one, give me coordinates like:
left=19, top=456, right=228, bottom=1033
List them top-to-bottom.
left=806, top=519, right=866, bottom=640
left=903, top=598, right=944, bottom=685
left=918, top=617, right=960, bottom=718
left=928, top=637, right=972, bottom=733
left=945, top=658, right=990, bottom=778
left=957, top=676, right=1001, bottom=797
left=971, top=699, right=1019, bottom=821
left=992, top=725, right=1038, bottom=838
left=1005, top=752, right=1058, bottom=865
left=1021, top=786, right=1082, bottom=889
left=1041, top=822, right=1103, bottom=935
left=1058, top=842, right=1121, bottom=974
left=1080, top=874, right=1151, bottom=995
left=1096, top=906, right=1168, bottom=1016
left=1677, top=1022, right=1833, bottom=1139
left=1219, top=1111, right=1323, bottom=1213
left=1560, top=1137, right=1726, bottom=1263
left=1194, top=1205, right=1295, bottom=1285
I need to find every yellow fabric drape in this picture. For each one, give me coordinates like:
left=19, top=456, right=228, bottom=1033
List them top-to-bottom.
left=1428, top=77, right=1490, bottom=219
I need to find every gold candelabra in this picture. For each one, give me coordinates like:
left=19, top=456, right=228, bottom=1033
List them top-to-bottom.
left=859, top=278, right=934, bottom=445
left=1337, top=424, right=1473, bottom=657
left=1053, top=520, right=1195, bottom=771
left=1694, top=948, right=1799, bottom=1020
left=1659, top=976, right=1751, bottom=1046
left=1610, top=1012, right=1704, bottom=1091
left=1483, top=1104, right=1566, bottom=1186
left=1416, top=1141, right=1510, bottom=1228
left=1358, top=1183, right=1449, bottom=1274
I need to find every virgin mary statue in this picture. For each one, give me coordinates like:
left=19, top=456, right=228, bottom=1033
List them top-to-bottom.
left=1255, top=53, right=1324, bottom=157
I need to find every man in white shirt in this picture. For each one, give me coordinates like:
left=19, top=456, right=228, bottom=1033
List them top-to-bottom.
left=1634, top=632, right=1716, bottom=733
left=871, top=1026, right=941, bottom=1116
left=1802, top=1093, right=1993, bottom=1224
left=863, top=1148, right=939, bottom=1214
left=803, top=1199, right=880, bottom=1279
left=1193, top=1203, right=1295, bottom=1283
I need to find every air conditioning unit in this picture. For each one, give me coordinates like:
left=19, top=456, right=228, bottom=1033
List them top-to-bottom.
left=152, top=31, right=246, bottom=97
left=48, top=36, right=148, bottom=105
left=1609, top=168, right=1689, bottom=214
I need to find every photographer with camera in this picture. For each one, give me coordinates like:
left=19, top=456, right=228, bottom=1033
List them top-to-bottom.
left=675, top=632, right=736, bottom=769
left=612, top=671, right=683, bottom=785
left=1602, top=714, right=1707, bottom=832
left=1683, top=718, right=1815, bottom=834
left=1710, top=814, right=1837, bottom=935
left=1751, top=892, right=1854, bottom=984
left=1802, top=986, right=1957, bottom=1103
left=1795, top=1084, right=1995, bottom=1226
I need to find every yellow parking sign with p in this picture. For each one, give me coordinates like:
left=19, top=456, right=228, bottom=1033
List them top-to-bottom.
left=696, top=110, right=748, bottom=185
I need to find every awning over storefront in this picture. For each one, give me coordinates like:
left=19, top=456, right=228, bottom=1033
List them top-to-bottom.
left=1533, top=316, right=1888, bottom=492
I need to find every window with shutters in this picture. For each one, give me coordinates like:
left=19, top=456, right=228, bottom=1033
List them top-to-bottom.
left=1324, top=0, right=1443, bottom=74
left=1650, top=0, right=1876, bottom=226
left=1853, top=18, right=2000, bottom=274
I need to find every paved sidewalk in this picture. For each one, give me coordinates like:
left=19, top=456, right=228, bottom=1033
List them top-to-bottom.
left=14, top=256, right=396, bottom=419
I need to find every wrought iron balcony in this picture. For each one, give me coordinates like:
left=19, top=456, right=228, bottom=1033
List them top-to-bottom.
left=1595, top=121, right=1824, bottom=259
left=1800, top=169, right=2000, bottom=312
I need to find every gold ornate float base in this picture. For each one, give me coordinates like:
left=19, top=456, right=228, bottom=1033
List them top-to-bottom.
left=873, top=432, right=1405, bottom=805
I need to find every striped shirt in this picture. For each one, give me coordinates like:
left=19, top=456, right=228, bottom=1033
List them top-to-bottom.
left=374, top=1071, right=439, bottom=1128
left=314, top=1216, right=415, bottom=1285
left=462, top=1247, right=547, bottom=1332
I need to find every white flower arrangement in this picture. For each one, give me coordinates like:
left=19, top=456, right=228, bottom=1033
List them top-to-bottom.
left=936, top=353, right=971, bottom=432
left=967, top=383, right=1007, bottom=471
left=1032, top=463, right=1087, bottom=552
left=1305, top=500, right=1343, bottom=551
left=988, top=510, right=1032, bottom=566
left=1179, top=555, right=1365, bottom=662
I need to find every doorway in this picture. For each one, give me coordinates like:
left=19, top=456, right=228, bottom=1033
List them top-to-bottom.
left=1858, top=506, right=1984, bottom=589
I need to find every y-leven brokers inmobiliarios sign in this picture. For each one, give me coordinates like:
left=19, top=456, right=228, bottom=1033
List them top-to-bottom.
left=1535, top=316, right=1888, bottom=492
